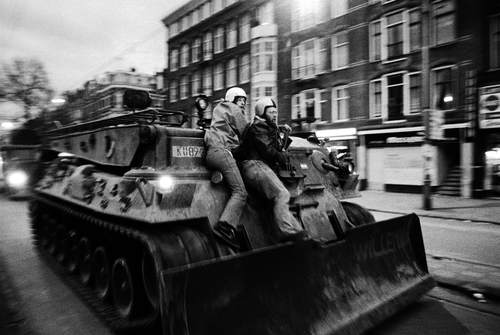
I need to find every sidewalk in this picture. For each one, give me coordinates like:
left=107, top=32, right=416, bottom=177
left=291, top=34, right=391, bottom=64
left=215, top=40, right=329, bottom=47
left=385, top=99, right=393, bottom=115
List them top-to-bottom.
left=349, top=190, right=500, bottom=301
left=349, top=190, right=500, bottom=224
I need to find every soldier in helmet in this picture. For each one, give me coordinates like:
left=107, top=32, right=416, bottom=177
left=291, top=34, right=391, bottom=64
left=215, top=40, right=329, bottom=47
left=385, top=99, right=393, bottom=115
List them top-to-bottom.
left=204, top=87, right=250, bottom=249
left=237, top=97, right=309, bottom=242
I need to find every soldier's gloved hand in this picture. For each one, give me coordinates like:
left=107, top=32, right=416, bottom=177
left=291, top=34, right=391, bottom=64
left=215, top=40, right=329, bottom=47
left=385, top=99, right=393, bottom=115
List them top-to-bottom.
left=279, top=124, right=292, bottom=133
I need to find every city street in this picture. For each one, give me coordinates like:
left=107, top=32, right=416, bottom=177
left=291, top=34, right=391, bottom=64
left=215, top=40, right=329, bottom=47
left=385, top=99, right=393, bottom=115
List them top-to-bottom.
left=0, top=194, right=499, bottom=334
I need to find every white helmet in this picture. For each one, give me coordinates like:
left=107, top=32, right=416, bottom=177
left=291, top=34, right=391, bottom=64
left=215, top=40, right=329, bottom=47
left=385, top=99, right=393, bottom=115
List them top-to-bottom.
left=225, top=87, right=247, bottom=103
left=255, top=97, right=277, bottom=116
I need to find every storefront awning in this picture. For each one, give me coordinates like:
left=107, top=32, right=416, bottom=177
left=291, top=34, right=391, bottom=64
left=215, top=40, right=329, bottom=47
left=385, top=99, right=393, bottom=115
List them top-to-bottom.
left=315, top=128, right=357, bottom=140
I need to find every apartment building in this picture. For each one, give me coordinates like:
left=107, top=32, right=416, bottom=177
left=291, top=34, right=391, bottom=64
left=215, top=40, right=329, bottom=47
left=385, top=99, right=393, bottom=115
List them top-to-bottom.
left=162, top=0, right=500, bottom=197
left=162, top=0, right=277, bottom=127
left=277, top=0, right=500, bottom=197
left=52, top=70, right=165, bottom=125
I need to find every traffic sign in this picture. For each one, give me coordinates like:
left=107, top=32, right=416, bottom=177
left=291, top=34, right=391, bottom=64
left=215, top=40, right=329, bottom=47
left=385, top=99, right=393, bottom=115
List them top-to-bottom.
left=427, top=109, right=444, bottom=140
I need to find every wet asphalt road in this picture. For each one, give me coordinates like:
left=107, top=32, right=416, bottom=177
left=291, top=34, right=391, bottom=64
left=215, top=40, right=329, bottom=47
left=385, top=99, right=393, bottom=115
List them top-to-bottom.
left=0, top=195, right=499, bottom=334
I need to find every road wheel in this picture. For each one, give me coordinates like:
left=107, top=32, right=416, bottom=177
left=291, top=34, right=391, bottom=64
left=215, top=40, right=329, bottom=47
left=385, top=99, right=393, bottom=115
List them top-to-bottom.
left=46, top=219, right=58, bottom=255
left=55, top=225, right=68, bottom=263
left=65, top=230, right=79, bottom=273
left=78, top=237, right=93, bottom=285
left=93, top=246, right=111, bottom=301
left=141, top=250, right=160, bottom=311
left=112, top=258, right=138, bottom=319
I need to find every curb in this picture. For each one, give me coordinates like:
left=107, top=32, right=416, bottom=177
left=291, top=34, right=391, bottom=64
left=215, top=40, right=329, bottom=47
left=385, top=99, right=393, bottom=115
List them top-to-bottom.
left=367, top=208, right=500, bottom=225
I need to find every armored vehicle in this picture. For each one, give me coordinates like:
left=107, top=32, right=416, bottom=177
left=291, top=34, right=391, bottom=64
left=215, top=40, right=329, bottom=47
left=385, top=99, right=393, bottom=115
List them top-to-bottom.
left=30, top=90, right=434, bottom=335
left=1, top=126, right=46, bottom=198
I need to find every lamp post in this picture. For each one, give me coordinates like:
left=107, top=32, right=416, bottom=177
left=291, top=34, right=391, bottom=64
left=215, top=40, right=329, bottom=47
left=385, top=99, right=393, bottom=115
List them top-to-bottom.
left=422, top=0, right=432, bottom=210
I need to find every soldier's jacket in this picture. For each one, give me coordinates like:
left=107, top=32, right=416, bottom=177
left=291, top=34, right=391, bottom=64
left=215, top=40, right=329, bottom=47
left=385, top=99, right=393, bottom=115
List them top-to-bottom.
left=204, top=101, right=249, bottom=152
left=236, top=116, right=288, bottom=169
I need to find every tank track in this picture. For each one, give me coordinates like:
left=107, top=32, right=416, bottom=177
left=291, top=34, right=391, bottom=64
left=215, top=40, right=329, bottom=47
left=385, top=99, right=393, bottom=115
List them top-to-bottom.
left=28, top=193, right=216, bottom=334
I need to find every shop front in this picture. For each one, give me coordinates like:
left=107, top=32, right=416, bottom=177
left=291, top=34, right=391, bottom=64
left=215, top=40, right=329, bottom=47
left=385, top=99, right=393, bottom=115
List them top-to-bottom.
left=479, top=85, right=500, bottom=196
left=356, top=125, right=471, bottom=195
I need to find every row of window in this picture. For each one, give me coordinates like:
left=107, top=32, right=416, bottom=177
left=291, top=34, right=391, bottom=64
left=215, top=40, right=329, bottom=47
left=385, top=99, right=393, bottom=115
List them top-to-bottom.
left=168, top=0, right=274, bottom=39
left=169, top=0, right=239, bottom=37
left=291, top=0, right=453, bottom=36
left=169, top=1, right=275, bottom=71
left=291, top=5, right=455, bottom=79
left=170, top=13, right=250, bottom=70
left=169, top=55, right=250, bottom=102
left=292, top=66, right=455, bottom=122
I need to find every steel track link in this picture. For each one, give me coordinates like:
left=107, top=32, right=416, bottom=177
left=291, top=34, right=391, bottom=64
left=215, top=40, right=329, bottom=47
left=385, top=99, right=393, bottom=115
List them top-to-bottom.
left=29, top=195, right=161, bottom=334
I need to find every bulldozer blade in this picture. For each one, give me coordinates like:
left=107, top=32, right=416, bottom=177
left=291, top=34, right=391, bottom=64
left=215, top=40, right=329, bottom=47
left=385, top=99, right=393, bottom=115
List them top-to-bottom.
left=160, top=213, right=435, bottom=335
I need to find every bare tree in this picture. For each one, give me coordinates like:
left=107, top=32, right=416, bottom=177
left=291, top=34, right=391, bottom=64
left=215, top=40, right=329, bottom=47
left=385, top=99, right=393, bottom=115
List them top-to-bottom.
left=0, top=58, right=53, bottom=118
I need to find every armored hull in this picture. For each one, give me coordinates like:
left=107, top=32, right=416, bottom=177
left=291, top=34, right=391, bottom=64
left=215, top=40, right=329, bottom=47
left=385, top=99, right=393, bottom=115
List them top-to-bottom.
left=30, top=104, right=434, bottom=334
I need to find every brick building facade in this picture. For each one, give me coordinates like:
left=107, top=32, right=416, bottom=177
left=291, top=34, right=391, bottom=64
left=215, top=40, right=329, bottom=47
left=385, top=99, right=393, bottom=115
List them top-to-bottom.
left=162, top=0, right=500, bottom=197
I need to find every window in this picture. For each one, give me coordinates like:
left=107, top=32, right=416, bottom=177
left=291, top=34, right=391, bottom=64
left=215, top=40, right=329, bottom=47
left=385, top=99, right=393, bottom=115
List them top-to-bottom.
left=213, top=0, right=223, bottom=12
left=331, top=0, right=348, bottom=18
left=433, top=0, right=455, bottom=45
left=202, top=1, right=211, bottom=20
left=256, top=1, right=274, bottom=25
left=291, top=1, right=318, bottom=31
left=192, top=8, right=200, bottom=25
left=378, top=9, right=420, bottom=60
left=409, top=9, right=421, bottom=51
left=187, top=12, right=193, bottom=28
left=386, top=12, right=404, bottom=59
left=239, top=13, right=250, bottom=43
left=181, top=15, right=188, bottom=32
left=490, top=15, right=500, bottom=68
left=227, top=21, right=237, bottom=49
left=370, top=21, right=382, bottom=61
left=170, top=22, right=178, bottom=37
left=214, top=26, right=224, bottom=54
left=203, top=31, right=212, bottom=60
left=332, top=31, right=349, bottom=69
left=317, top=37, right=330, bottom=73
left=192, top=38, right=201, bottom=63
left=292, top=38, right=330, bottom=79
left=252, top=40, right=275, bottom=73
left=303, top=40, right=316, bottom=77
left=180, top=44, right=189, bottom=67
left=291, top=46, right=300, bottom=79
left=170, top=49, right=179, bottom=71
left=239, top=54, right=250, bottom=83
left=226, top=59, right=237, bottom=87
left=214, top=63, right=224, bottom=90
left=433, top=66, right=455, bottom=110
left=203, top=67, right=212, bottom=95
left=192, top=71, right=201, bottom=96
left=409, top=72, right=421, bottom=113
left=387, top=73, right=404, bottom=120
left=180, top=76, right=189, bottom=100
left=370, top=79, right=382, bottom=118
left=170, top=80, right=178, bottom=102
left=264, top=86, right=273, bottom=97
left=332, top=86, right=349, bottom=121
left=291, top=89, right=319, bottom=121
left=319, top=89, right=330, bottom=121
left=292, top=94, right=301, bottom=119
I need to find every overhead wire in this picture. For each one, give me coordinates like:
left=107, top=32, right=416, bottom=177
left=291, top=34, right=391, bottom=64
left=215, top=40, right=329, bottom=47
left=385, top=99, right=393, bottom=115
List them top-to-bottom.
left=66, top=26, right=164, bottom=90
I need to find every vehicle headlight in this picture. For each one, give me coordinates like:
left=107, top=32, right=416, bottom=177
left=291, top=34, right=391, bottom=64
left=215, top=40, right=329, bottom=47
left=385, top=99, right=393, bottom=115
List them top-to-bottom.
left=6, top=170, right=29, bottom=188
left=157, top=175, right=175, bottom=193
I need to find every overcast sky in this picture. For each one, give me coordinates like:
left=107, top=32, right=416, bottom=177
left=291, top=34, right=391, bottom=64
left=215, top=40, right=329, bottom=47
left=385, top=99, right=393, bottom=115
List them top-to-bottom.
left=0, top=0, right=186, bottom=95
